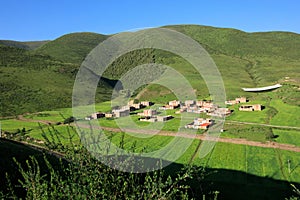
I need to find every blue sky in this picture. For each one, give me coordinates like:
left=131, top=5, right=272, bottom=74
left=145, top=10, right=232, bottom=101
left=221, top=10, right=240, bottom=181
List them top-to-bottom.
left=1, top=0, right=299, bottom=41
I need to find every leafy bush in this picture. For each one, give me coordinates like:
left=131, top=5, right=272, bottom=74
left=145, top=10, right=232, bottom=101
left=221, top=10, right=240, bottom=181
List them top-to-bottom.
left=63, top=116, right=76, bottom=124
left=265, top=128, right=276, bottom=140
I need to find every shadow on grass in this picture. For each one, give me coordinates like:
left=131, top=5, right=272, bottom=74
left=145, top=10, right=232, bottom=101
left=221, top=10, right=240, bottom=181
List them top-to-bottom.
left=0, top=138, right=299, bottom=200
left=0, top=138, right=68, bottom=197
left=164, top=162, right=299, bottom=200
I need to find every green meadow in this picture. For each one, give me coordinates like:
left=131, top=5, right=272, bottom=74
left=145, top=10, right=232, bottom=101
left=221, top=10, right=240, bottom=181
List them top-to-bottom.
left=193, top=142, right=300, bottom=183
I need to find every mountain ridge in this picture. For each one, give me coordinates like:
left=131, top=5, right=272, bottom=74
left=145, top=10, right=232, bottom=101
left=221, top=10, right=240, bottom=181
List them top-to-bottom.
left=0, top=40, right=49, bottom=50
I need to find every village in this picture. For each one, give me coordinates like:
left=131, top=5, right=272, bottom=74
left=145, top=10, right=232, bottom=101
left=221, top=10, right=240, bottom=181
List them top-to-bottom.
left=85, top=97, right=263, bottom=130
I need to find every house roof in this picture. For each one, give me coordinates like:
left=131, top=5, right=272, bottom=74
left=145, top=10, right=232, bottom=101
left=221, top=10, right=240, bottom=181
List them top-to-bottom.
left=201, top=123, right=211, bottom=127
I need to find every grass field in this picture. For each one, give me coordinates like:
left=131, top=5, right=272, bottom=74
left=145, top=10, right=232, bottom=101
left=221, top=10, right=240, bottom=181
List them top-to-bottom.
left=1, top=97, right=299, bottom=145
left=1, top=98, right=299, bottom=186
left=227, top=98, right=300, bottom=127
left=270, top=99, right=300, bottom=127
left=226, top=100, right=270, bottom=123
left=1, top=117, right=300, bottom=199
left=0, top=119, right=42, bottom=131
left=5, top=119, right=296, bottom=184
left=221, top=124, right=271, bottom=142
left=71, top=128, right=300, bottom=184
left=274, top=129, right=300, bottom=146
left=193, top=142, right=300, bottom=183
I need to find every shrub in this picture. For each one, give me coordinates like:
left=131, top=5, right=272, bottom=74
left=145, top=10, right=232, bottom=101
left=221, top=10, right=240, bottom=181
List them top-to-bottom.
left=63, top=116, right=76, bottom=124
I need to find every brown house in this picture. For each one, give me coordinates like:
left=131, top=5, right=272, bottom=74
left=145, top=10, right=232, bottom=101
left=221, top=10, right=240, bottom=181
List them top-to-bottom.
left=236, top=97, right=247, bottom=103
left=168, top=100, right=181, bottom=107
left=141, top=101, right=153, bottom=107
left=239, top=104, right=262, bottom=111
left=91, top=112, right=105, bottom=119
left=157, top=115, right=173, bottom=122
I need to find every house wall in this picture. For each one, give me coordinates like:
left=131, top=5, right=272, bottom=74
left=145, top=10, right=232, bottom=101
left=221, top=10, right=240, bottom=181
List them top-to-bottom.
left=237, top=97, right=247, bottom=103
left=168, top=100, right=180, bottom=107
left=185, top=100, right=195, bottom=106
left=141, top=101, right=152, bottom=107
left=239, top=104, right=262, bottom=111
left=253, top=104, right=262, bottom=111
left=143, top=109, right=157, bottom=116
left=115, top=110, right=130, bottom=118
left=105, top=113, right=114, bottom=118
left=157, top=115, right=172, bottom=122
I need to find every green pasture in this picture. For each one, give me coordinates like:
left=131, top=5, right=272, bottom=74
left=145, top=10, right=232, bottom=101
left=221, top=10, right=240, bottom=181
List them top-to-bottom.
left=270, top=99, right=300, bottom=127
left=226, top=100, right=269, bottom=123
left=0, top=119, right=42, bottom=132
left=273, top=129, right=300, bottom=146
left=193, top=142, right=300, bottom=183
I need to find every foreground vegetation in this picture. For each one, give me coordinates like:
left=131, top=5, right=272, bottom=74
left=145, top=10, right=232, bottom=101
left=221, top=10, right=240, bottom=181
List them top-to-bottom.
left=1, top=125, right=300, bottom=199
left=0, top=128, right=213, bottom=199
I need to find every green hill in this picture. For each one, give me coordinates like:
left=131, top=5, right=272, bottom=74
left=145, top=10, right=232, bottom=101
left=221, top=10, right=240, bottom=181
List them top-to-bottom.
left=0, top=25, right=299, bottom=117
left=138, top=25, right=300, bottom=101
left=164, top=25, right=300, bottom=83
left=165, top=25, right=300, bottom=59
left=35, top=32, right=108, bottom=64
left=0, top=40, right=49, bottom=50
left=0, top=43, right=114, bottom=116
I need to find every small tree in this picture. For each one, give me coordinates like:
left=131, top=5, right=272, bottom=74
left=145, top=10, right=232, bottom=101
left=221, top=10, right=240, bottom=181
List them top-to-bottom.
left=63, top=116, right=76, bottom=124
left=265, top=128, right=275, bottom=140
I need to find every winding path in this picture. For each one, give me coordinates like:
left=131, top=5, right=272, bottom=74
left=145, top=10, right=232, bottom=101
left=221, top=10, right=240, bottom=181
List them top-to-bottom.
left=17, top=114, right=54, bottom=125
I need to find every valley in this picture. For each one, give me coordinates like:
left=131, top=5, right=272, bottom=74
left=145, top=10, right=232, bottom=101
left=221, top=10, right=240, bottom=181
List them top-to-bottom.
left=1, top=24, right=299, bottom=199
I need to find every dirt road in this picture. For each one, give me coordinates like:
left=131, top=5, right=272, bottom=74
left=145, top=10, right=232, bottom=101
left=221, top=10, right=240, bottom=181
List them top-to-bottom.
left=9, top=115, right=300, bottom=153
left=17, top=115, right=54, bottom=125
left=226, top=120, right=300, bottom=130
left=75, top=123, right=300, bottom=153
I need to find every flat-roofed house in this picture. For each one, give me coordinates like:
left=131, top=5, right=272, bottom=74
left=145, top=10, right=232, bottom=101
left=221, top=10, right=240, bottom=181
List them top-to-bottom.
left=236, top=97, right=247, bottom=103
left=168, top=100, right=181, bottom=108
left=185, top=100, right=195, bottom=106
left=196, top=100, right=205, bottom=107
left=225, top=100, right=237, bottom=105
left=141, top=101, right=153, bottom=107
left=131, top=103, right=142, bottom=110
left=239, top=104, right=262, bottom=111
left=252, top=104, right=262, bottom=111
left=159, top=105, right=175, bottom=110
left=112, top=107, right=130, bottom=118
left=208, top=108, right=231, bottom=117
left=113, top=109, right=130, bottom=118
left=143, top=109, right=157, bottom=117
left=91, top=112, right=105, bottom=119
left=105, top=113, right=114, bottom=118
left=157, top=115, right=173, bottom=122
left=139, top=116, right=157, bottom=122
left=185, top=118, right=213, bottom=130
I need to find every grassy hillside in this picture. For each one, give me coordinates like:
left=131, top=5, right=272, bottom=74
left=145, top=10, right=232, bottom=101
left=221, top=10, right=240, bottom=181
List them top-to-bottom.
left=0, top=25, right=299, bottom=117
left=135, top=25, right=300, bottom=102
left=165, top=25, right=300, bottom=86
left=165, top=25, right=300, bottom=60
left=35, top=32, right=108, bottom=64
left=0, top=40, right=48, bottom=50
left=0, top=43, right=115, bottom=116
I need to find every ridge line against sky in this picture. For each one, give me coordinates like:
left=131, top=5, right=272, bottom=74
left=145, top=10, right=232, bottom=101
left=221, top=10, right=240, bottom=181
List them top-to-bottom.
left=1, top=0, right=299, bottom=41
